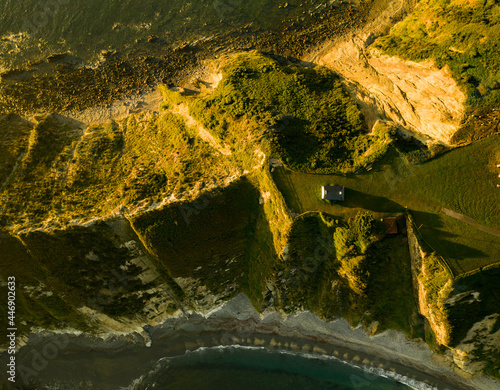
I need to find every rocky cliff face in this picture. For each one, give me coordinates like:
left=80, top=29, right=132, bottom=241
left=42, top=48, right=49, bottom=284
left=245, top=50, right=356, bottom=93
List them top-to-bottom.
left=306, top=0, right=466, bottom=145
left=318, top=44, right=466, bottom=144
left=406, top=215, right=500, bottom=378
left=406, top=217, right=453, bottom=346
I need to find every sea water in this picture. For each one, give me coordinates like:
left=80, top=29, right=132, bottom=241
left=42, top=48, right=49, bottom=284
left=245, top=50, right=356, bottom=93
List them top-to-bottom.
left=0, top=0, right=333, bottom=69
left=129, top=346, right=429, bottom=390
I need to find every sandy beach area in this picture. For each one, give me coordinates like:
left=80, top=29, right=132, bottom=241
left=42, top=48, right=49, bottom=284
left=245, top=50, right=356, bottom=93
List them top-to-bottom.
left=2, top=294, right=499, bottom=390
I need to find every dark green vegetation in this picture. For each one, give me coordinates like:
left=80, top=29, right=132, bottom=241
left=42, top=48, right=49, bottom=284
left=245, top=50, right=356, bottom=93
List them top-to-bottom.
left=0, top=0, right=498, bottom=375
left=373, top=0, right=500, bottom=144
left=0, top=50, right=418, bottom=343
left=188, top=52, right=390, bottom=173
left=273, top=136, right=500, bottom=276
left=334, top=211, right=383, bottom=295
left=274, top=212, right=419, bottom=337
left=418, top=252, right=454, bottom=346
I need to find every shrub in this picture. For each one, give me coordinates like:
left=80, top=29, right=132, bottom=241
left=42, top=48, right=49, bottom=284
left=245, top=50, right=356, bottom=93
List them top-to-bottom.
left=187, top=51, right=388, bottom=174
left=333, top=211, right=378, bottom=295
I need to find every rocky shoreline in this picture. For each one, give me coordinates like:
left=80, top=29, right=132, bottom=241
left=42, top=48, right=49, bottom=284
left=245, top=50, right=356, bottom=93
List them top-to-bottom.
left=0, top=0, right=372, bottom=117
left=1, top=1, right=498, bottom=389
left=2, top=294, right=499, bottom=390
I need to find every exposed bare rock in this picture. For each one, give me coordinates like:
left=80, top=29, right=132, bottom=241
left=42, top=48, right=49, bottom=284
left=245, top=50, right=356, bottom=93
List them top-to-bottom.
left=306, top=0, right=466, bottom=145
left=321, top=43, right=465, bottom=144
left=452, top=314, right=500, bottom=375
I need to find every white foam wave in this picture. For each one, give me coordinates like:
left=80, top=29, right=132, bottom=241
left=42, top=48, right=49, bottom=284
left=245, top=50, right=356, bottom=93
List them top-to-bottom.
left=128, top=344, right=438, bottom=390
left=209, top=345, right=437, bottom=390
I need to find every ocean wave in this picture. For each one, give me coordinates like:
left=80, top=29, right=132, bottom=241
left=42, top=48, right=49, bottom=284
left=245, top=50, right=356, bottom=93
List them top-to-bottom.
left=127, top=344, right=437, bottom=390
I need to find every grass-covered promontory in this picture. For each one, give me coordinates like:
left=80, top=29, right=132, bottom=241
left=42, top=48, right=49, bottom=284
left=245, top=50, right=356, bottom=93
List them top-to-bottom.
left=184, top=52, right=391, bottom=173
left=0, top=111, right=237, bottom=229
left=274, top=211, right=419, bottom=337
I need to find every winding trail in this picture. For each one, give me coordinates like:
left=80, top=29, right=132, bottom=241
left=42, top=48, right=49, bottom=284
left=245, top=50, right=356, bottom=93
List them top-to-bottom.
left=173, top=104, right=232, bottom=156
left=442, top=208, right=500, bottom=238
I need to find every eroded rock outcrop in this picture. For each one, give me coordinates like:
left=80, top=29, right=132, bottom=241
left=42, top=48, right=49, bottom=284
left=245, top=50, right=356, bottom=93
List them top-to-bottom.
left=307, top=0, right=466, bottom=145
left=320, top=44, right=466, bottom=144
left=407, top=215, right=500, bottom=377
left=407, top=217, right=453, bottom=345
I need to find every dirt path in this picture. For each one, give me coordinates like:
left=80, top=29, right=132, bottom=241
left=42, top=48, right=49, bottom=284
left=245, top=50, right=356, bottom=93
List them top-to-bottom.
left=64, top=89, right=164, bottom=126
left=173, top=104, right=232, bottom=156
left=442, top=208, right=500, bottom=238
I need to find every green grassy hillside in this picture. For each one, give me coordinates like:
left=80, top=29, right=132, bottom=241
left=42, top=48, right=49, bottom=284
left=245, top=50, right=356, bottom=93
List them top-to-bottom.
left=183, top=51, right=391, bottom=174
left=0, top=111, right=236, bottom=229
left=272, top=136, right=500, bottom=275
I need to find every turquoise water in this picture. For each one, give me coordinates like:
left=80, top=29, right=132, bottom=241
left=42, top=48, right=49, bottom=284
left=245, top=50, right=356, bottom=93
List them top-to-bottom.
left=130, top=346, right=415, bottom=390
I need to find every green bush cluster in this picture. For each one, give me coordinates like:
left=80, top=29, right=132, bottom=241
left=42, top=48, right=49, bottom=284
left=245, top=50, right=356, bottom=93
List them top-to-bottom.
left=188, top=52, right=388, bottom=173
left=333, top=211, right=382, bottom=296
left=334, top=211, right=377, bottom=257
left=274, top=212, right=417, bottom=335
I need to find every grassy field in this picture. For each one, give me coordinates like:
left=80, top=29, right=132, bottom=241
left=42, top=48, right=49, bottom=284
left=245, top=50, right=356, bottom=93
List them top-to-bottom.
left=272, top=135, right=500, bottom=275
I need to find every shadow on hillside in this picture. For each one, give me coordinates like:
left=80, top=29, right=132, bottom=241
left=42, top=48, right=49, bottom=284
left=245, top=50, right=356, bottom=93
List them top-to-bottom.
left=342, top=188, right=405, bottom=214
left=411, top=210, right=488, bottom=263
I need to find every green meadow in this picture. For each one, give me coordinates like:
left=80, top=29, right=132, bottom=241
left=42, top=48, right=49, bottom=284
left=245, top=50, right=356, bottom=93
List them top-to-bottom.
left=272, top=135, right=500, bottom=275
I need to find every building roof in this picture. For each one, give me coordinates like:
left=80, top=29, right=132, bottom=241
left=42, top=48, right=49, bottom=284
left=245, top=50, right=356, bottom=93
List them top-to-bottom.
left=322, top=185, right=345, bottom=201
left=383, top=217, right=398, bottom=235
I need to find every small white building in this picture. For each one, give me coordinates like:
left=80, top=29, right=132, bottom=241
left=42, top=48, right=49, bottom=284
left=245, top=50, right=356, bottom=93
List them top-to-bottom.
left=321, top=185, right=345, bottom=201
